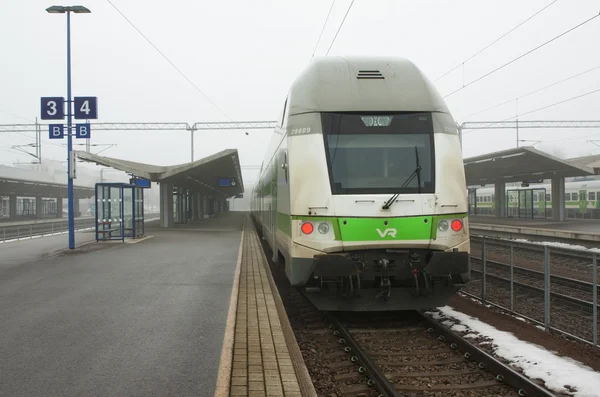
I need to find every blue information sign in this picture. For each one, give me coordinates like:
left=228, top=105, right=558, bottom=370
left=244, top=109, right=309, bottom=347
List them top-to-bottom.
left=74, top=96, right=98, bottom=119
left=40, top=97, right=65, bottom=120
left=75, top=123, right=91, bottom=139
left=49, top=124, right=65, bottom=139
left=134, top=178, right=151, bottom=188
left=217, top=178, right=236, bottom=187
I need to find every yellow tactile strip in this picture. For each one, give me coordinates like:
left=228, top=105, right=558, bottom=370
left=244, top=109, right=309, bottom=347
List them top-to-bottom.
left=229, top=224, right=305, bottom=397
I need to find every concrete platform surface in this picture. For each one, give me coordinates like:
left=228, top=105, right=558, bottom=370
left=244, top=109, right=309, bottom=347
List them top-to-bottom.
left=0, top=212, right=244, bottom=397
left=469, top=216, right=600, bottom=233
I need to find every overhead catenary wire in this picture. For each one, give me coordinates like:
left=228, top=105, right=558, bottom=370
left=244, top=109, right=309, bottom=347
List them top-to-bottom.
left=105, top=0, right=233, bottom=121
left=311, top=0, right=337, bottom=59
left=325, top=0, right=356, bottom=56
left=434, top=0, right=560, bottom=83
left=444, top=11, right=600, bottom=99
left=465, top=63, right=600, bottom=118
left=463, top=86, right=600, bottom=136
left=517, top=86, right=600, bottom=118
left=0, top=108, right=33, bottom=122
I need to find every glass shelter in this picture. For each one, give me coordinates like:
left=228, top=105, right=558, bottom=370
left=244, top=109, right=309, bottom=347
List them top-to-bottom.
left=95, top=182, right=145, bottom=241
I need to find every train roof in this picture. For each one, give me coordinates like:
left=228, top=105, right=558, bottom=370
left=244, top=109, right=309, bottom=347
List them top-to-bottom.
left=287, top=56, right=450, bottom=116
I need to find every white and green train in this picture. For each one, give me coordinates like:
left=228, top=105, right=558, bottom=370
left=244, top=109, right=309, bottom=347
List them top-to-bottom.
left=250, top=56, right=470, bottom=311
left=470, top=179, right=600, bottom=218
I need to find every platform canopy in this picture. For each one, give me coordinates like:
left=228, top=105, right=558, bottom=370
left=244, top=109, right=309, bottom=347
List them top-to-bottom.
left=463, top=146, right=596, bottom=186
left=74, top=149, right=244, bottom=197
left=565, top=153, right=600, bottom=174
left=0, top=165, right=94, bottom=198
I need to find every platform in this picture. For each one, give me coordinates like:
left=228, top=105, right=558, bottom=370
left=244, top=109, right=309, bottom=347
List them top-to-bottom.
left=0, top=212, right=243, bottom=396
left=0, top=212, right=316, bottom=397
left=469, top=216, right=600, bottom=243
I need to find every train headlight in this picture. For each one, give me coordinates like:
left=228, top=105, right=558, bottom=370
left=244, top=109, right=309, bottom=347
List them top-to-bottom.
left=360, top=115, right=393, bottom=127
left=438, top=220, right=449, bottom=231
left=318, top=222, right=330, bottom=234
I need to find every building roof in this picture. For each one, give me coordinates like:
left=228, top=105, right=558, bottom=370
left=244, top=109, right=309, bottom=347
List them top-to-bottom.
left=463, top=146, right=596, bottom=186
left=74, top=149, right=244, bottom=198
left=0, top=165, right=94, bottom=198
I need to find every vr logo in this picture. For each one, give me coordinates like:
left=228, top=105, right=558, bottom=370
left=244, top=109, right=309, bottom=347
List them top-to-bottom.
left=376, top=228, right=397, bottom=238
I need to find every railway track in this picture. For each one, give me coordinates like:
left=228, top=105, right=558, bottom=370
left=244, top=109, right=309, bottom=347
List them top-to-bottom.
left=259, top=224, right=556, bottom=396
left=470, top=235, right=597, bottom=278
left=470, top=256, right=597, bottom=307
left=290, top=287, right=554, bottom=397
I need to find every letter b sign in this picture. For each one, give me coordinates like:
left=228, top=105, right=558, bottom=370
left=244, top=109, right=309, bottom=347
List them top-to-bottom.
left=76, top=123, right=91, bottom=139
left=49, top=124, right=64, bottom=139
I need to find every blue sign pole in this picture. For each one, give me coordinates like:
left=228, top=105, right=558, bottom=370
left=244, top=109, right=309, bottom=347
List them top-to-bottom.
left=66, top=10, right=75, bottom=250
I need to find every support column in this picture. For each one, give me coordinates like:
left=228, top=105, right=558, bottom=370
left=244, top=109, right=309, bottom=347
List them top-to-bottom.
left=551, top=177, right=565, bottom=221
left=159, top=182, right=174, bottom=228
left=494, top=182, right=506, bottom=218
left=191, top=192, right=199, bottom=220
left=196, top=192, right=204, bottom=219
left=9, top=194, right=17, bottom=220
left=36, top=195, right=43, bottom=218
left=56, top=197, right=63, bottom=218
left=73, top=199, right=80, bottom=218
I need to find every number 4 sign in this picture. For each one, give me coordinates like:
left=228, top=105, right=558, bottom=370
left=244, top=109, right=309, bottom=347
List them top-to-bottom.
left=74, top=97, right=98, bottom=119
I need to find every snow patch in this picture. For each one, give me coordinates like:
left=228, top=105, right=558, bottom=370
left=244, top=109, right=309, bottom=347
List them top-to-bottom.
left=514, top=238, right=600, bottom=253
left=428, top=306, right=600, bottom=396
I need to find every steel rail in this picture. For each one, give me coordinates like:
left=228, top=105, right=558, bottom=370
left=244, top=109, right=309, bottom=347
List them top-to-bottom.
left=471, top=255, right=598, bottom=293
left=470, top=267, right=593, bottom=310
left=417, top=311, right=555, bottom=397
left=326, top=314, right=400, bottom=397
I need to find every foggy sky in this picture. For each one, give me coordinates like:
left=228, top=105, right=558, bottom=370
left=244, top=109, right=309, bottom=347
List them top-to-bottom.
left=2, top=0, right=600, bottom=185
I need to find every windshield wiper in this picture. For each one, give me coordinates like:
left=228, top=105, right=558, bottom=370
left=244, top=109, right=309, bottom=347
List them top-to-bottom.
left=382, top=146, right=422, bottom=210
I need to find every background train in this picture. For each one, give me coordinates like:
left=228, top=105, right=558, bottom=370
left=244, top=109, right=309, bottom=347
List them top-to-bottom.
left=250, top=56, right=470, bottom=311
left=470, top=178, right=600, bottom=219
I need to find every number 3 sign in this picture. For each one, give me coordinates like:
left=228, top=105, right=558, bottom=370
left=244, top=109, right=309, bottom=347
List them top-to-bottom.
left=40, top=97, right=65, bottom=120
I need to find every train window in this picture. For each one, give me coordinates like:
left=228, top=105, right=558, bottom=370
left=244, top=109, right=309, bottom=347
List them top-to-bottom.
left=321, top=112, right=435, bottom=195
left=589, top=192, right=596, bottom=201
left=565, top=193, right=571, bottom=201
left=572, top=193, right=578, bottom=201
left=545, top=194, right=551, bottom=201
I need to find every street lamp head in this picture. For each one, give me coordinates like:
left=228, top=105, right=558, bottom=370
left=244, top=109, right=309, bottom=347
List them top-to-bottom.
left=46, top=5, right=91, bottom=14
left=46, top=5, right=66, bottom=13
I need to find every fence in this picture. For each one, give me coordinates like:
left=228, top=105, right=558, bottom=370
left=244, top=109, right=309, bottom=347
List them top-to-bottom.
left=1, top=213, right=160, bottom=243
left=464, top=235, right=599, bottom=346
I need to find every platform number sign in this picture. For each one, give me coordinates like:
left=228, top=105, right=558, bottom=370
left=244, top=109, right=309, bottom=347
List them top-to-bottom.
left=41, top=97, right=65, bottom=120
left=74, top=97, right=98, bottom=119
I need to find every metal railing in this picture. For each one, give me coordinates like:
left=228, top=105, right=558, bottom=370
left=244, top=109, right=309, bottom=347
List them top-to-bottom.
left=1, top=214, right=160, bottom=243
left=465, top=235, right=599, bottom=346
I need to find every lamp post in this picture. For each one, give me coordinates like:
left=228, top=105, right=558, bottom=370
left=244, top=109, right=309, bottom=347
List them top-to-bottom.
left=46, top=5, right=90, bottom=249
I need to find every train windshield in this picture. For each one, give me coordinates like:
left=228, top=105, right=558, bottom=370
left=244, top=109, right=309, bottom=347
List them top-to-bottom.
left=321, top=112, right=435, bottom=195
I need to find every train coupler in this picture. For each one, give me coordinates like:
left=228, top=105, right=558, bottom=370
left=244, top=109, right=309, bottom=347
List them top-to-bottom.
left=375, top=258, right=391, bottom=301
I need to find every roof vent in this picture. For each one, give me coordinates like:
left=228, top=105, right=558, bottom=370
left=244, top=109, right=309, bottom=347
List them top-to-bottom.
left=357, top=70, right=384, bottom=79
